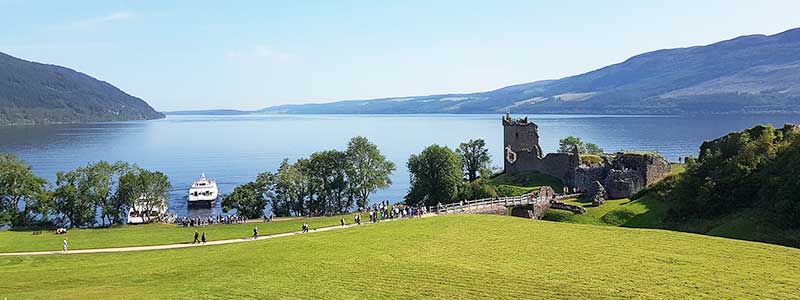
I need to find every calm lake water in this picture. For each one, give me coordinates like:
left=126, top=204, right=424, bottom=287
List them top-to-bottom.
left=1, top=114, right=798, bottom=218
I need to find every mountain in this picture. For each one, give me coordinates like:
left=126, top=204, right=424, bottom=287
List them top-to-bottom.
left=261, top=28, right=800, bottom=115
left=0, top=52, right=163, bottom=125
left=164, top=109, right=251, bottom=116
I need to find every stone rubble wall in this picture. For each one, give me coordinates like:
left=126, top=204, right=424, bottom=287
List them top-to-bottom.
left=503, top=116, right=672, bottom=200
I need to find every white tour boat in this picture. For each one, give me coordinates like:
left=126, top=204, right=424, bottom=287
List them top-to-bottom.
left=188, top=173, right=218, bottom=206
left=127, top=202, right=167, bottom=224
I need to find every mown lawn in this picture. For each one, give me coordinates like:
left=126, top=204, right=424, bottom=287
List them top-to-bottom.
left=541, top=194, right=668, bottom=228
left=0, top=214, right=798, bottom=299
left=0, top=214, right=365, bottom=253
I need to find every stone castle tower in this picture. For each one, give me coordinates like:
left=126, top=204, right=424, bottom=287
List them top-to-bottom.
left=501, top=113, right=671, bottom=199
left=502, top=113, right=544, bottom=174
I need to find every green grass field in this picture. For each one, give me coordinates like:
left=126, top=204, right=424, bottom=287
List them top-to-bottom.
left=489, top=171, right=563, bottom=196
left=541, top=194, right=668, bottom=228
left=0, top=214, right=365, bottom=253
left=1, top=214, right=798, bottom=299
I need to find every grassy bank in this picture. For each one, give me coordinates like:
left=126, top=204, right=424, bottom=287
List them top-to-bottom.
left=488, top=171, right=563, bottom=196
left=542, top=194, right=668, bottom=228
left=0, top=214, right=365, bottom=253
left=1, top=214, right=798, bottom=299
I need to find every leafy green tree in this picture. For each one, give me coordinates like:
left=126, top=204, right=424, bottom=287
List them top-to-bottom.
left=663, top=124, right=800, bottom=230
left=345, top=136, right=396, bottom=209
left=558, top=136, right=584, bottom=153
left=559, top=136, right=603, bottom=154
left=456, top=139, right=492, bottom=181
left=585, top=143, right=604, bottom=155
left=406, top=144, right=463, bottom=206
left=306, top=150, right=350, bottom=214
left=0, top=153, right=47, bottom=226
left=272, top=160, right=307, bottom=216
left=83, top=161, right=132, bottom=226
left=116, top=168, right=171, bottom=224
left=52, top=170, right=97, bottom=228
left=456, top=178, right=498, bottom=201
left=222, top=181, right=267, bottom=219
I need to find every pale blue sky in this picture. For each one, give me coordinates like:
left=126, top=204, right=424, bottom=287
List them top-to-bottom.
left=1, top=0, right=799, bottom=111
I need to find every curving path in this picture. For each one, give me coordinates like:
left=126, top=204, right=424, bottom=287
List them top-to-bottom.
left=0, top=216, right=431, bottom=257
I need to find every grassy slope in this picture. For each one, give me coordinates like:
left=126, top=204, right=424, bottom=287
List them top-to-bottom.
left=536, top=163, right=799, bottom=247
left=488, top=171, right=564, bottom=196
left=542, top=194, right=668, bottom=228
left=0, top=214, right=365, bottom=253
left=0, top=215, right=798, bottom=300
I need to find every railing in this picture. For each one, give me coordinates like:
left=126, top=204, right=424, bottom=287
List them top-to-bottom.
left=430, top=193, right=584, bottom=215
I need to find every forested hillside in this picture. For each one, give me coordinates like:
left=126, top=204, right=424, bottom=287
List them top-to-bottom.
left=0, top=52, right=163, bottom=125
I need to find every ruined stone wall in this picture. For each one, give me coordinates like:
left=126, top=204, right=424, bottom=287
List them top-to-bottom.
left=501, top=115, right=670, bottom=200
left=603, top=152, right=671, bottom=199
left=538, top=153, right=577, bottom=183
left=573, top=166, right=606, bottom=192
left=603, top=169, right=646, bottom=199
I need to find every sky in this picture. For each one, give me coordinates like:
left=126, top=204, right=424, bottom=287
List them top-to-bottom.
left=1, top=1, right=799, bottom=111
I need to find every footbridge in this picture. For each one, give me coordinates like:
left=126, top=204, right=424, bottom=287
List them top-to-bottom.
left=432, top=193, right=584, bottom=216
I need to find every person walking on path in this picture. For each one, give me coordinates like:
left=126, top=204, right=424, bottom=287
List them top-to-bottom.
left=340, top=217, right=345, bottom=227
left=253, top=226, right=259, bottom=240
left=193, top=230, right=200, bottom=244
left=201, top=232, right=207, bottom=244
left=63, top=238, right=68, bottom=252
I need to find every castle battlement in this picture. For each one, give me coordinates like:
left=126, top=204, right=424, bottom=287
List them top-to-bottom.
left=502, top=113, right=535, bottom=127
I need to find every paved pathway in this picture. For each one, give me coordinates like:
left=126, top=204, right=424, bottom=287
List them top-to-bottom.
left=0, top=216, right=430, bottom=257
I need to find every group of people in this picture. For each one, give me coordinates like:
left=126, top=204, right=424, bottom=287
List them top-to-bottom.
left=364, top=201, right=426, bottom=223
left=176, top=214, right=248, bottom=227
left=192, top=230, right=207, bottom=244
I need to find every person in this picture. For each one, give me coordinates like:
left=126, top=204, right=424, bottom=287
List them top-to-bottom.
left=355, top=214, right=361, bottom=225
left=340, top=217, right=345, bottom=227
left=253, top=226, right=259, bottom=239
left=193, top=230, right=200, bottom=244
left=201, top=232, right=206, bottom=244
left=63, top=238, right=68, bottom=252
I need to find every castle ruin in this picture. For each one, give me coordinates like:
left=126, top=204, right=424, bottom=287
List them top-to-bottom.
left=502, top=114, right=671, bottom=199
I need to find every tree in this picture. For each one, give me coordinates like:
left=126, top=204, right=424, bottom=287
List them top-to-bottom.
left=345, top=136, right=396, bottom=209
left=558, top=136, right=585, bottom=153
left=559, top=136, right=604, bottom=154
left=456, top=139, right=492, bottom=181
left=585, top=143, right=604, bottom=155
left=405, top=144, right=463, bottom=207
left=306, top=150, right=350, bottom=215
left=0, top=153, right=47, bottom=226
left=272, top=160, right=308, bottom=216
left=82, top=161, right=131, bottom=226
left=116, top=168, right=171, bottom=224
left=52, top=170, right=97, bottom=228
left=456, top=178, right=498, bottom=201
left=222, top=181, right=267, bottom=219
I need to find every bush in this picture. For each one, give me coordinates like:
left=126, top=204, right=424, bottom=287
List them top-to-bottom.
left=580, top=154, right=603, bottom=166
left=457, top=179, right=498, bottom=201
